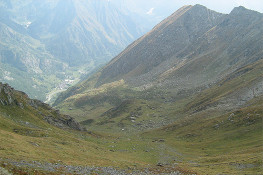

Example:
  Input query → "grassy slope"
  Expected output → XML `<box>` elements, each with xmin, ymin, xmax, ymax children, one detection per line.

<box><xmin>0</xmin><ymin>105</ymin><xmax>196</xmax><ymax>174</ymax></box>
<box><xmin>143</xmin><ymin>98</ymin><xmax>263</xmax><ymax>174</ymax></box>
<box><xmin>54</xmin><ymin>60</ymin><xmax>263</xmax><ymax>174</ymax></box>
<box><xmin>3</xmin><ymin>98</ymin><xmax>260</xmax><ymax>174</ymax></box>
<box><xmin>57</xmin><ymin>60</ymin><xmax>263</xmax><ymax>131</ymax></box>
<box><xmin>185</xmin><ymin>59</ymin><xmax>263</xmax><ymax>113</ymax></box>
<box><xmin>0</xmin><ymin>86</ymin><xmax>191</xmax><ymax>174</ymax></box>
<box><xmin>0</xmin><ymin>62</ymin><xmax>262</xmax><ymax>174</ymax></box>
<box><xmin>54</xmin><ymin>94</ymin><xmax>263</xmax><ymax>174</ymax></box>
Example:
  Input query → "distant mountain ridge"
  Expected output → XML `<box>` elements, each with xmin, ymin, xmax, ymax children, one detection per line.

<box><xmin>28</xmin><ymin>0</ymin><xmax>144</xmax><ymax>66</ymax></box>
<box><xmin>0</xmin><ymin>0</ymin><xmax>147</xmax><ymax>101</ymax></box>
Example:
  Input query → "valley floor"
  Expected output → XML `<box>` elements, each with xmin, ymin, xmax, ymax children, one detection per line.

<box><xmin>0</xmin><ymin>79</ymin><xmax>262</xmax><ymax>175</ymax></box>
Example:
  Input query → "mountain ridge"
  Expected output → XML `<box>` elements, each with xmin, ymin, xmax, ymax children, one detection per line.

<box><xmin>54</xmin><ymin>5</ymin><xmax>263</xmax><ymax>131</ymax></box>
<box><xmin>95</xmin><ymin>4</ymin><xmax>226</xmax><ymax>86</ymax></box>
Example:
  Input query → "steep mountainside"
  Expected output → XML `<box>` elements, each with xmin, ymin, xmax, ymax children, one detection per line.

<box><xmin>0</xmin><ymin>0</ymin><xmax>146</xmax><ymax>101</ymax></box>
<box><xmin>96</xmin><ymin>5</ymin><xmax>263</xmax><ymax>89</ymax></box>
<box><xmin>53</xmin><ymin>6</ymin><xmax>263</xmax><ymax>174</ymax></box>
<box><xmin>28</xmin><ymin>0</ymin><xmax>143</xmax><ymax>66</ymax></box>
<box><xmin>55</xmin><ymin>5</ymin><xmax>263</xmax><ymax>106</ymax></box>
<box><xmin>97</xmin><ymin>5</ymin><xmax>225</xmax><ymax>85</ymax></box>
<box><xmin>54</xmin><ymin>4</ymin><xmax>263</xmax><ymax>135</ymax></box>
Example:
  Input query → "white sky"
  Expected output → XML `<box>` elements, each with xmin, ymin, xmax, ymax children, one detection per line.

<box><xmin>180</xmin><ymin>0</ymin><xmax>263</xmax><ymax>13</ymax></box>
<box><xmin>122</xmin><ymin>0</ymin><xmax>263</xmax><ymax>15</ymax></box>
<box><xmin>147</xmin><ymin>8</ymin><xmax>155</xmax><ymax>15</ymax></box>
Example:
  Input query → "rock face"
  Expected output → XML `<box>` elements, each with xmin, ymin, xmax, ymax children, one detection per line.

<box><xmin>30</xmin><ymin>99</ymin><xmax>86</xmax><ymax>131</ymax></box>
<box><xmin>44</xmin><ymin>115</ymin><xmax>85</xmax><ymax>131</ymax></box>
<box><xmin>0</xmin><ymin>82</ymin><xmax>86</xmax><ymax>131</ymax></box>
<box><xmin>0</xmin><ymin>83</ymin><xmax>20</xmax><ymax>106</ymax></box>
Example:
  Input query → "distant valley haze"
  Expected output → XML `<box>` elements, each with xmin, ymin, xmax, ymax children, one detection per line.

<box><xmin>0</xmin><ymin>0</ymin><xmax>261</xmax><ymax>102</ymax></box>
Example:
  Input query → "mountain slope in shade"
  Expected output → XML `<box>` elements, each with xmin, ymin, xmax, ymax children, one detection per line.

<box><xmin>0</xmin><ymin>0</ymin><xmax>147</xmax><ymax>101</ymax></box>
<box><xmin>0</xmin><ymin>21</ymin><xmax>69</xmax><ymax>100</ymax></box>
<box><xmin>28</xmin><ymin>0</ymin><xmax>144</xmax><ymax>66</ymax></box>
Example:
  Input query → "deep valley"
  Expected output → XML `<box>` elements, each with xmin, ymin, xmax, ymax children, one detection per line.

<box><xmin>0</xmin><ymin>2</ymin><xmax>262</xmax><ymax>175</ymax></box>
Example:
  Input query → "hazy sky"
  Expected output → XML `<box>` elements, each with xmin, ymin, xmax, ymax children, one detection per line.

<box><xmin>121</xmin><ymin>0</ymin><xmax>263</xmax><ymax>16</ymax></box>
<box><xmin>175</xmin><ymin>0</ymin><xmax>263</xmax><ymax>13</ymax></box>
<box><xmin>108</xmin><ymin>0</ymin><xmax>262</xmax><ymax>30</ymax></box>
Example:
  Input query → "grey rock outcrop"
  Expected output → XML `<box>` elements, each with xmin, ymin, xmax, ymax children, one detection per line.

<box><xmin>0</xmin><ymin>82</ymin><xmax>86</xmax><ymax>131</ymax></box>
<box><xmin>44</xmin><ymin>115</ymin><xmax>86</xmax><ymax>131</ymax></box>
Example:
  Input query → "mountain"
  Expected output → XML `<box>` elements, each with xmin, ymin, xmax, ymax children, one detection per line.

<box><xmin>55</xmin><ymin>5</ymin><xmax>263</xmax><ymax>107</ymax></box>
<box><xmin>54</xmin><ymin>6</ymin><xmax>263</xmax><ymax>174</ymax></box>
<box><xmin>96</xmin><ymin>5</ymin><xmax>262</xmax><ymax>88</ymax></box>
<box><xmin>28</xmin><ymin>0</ymin><xmax>144</xmax><ymax>66</ymax></box>
<box><xmin>0</xmin><ymin>4</ymin><xmax>262</xmax><ymax>174</ymax></box>
<box><xmin>0</xmin><ymin>0</ymin><xmax>147</xmax><ymax>102</ymax></box>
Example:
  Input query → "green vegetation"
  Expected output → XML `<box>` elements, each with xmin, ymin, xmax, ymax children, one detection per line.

<box><xmin>1</xmin><ymin>63</ymin><xmax>263</xmax><ymax>174</ymax></box>
<box><xmin>53</xmin><ymin>60</ymin><xmax>263</xmax><ymax>174</ymax></box>
<box><xmin>143</xmin><ymin>100</ymin><xmax>263</xmax><ymax>174</ymax></box>
<box><xmin>0</xmin><ymin>86</ymin><xmax>164</xmax><ymax>174</ymax></box>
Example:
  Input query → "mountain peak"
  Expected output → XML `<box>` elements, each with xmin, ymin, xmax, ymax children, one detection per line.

<box><xmin>192</xmin><ymin>4</ymin><xmax>208</xmax><ymax>10</ymax></box>
<box><xmin>230</xmin><ymin>6</ymin><xmax>262</xmax><ymax>16</ymax></box>
<box><xmin>231</xmin><ymin>6</ymin><xmax>247</xmax><ymax>13</ymax></box>
<box><xmin>236</xmin><ymin>5</ymin><xmax>246</xmax><ymax>9</ymax></box>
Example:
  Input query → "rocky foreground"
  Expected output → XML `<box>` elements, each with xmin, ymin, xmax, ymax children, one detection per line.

<box><xmin>0</xmin><ymin>158</ymin><xmax>185</xmax><ymax>175</ymax></box>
